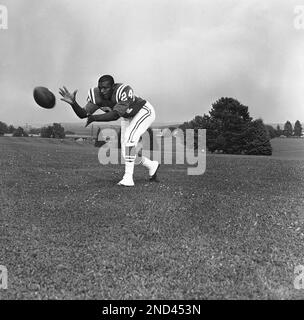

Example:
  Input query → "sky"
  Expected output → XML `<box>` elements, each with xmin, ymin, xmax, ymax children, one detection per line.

<box><xmin>0</xmin><ymin>0</ymin><xmax>303</xmax><ymax>126</ymax></box>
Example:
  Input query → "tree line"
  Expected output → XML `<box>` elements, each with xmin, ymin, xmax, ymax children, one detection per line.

<box><xmin>0</xmin><ymin>121</ymin><xmax>66</xmax><ymax>138</ymax></box>
<box><xmin>268</xmin><ymin>121</ymin><xmax>303</xmax><ymax>138</ymax></box>
<box><xmin>1</xmin><ymin>97</ymin><xmax>303</xmax><ymax>157</ymax></box>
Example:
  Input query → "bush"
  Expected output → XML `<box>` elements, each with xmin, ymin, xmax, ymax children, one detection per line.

<box><xmin>12</xmin><ymin>127</ymin><xmax>28</xmax><ymax>137</ymax></box>
<box><xmin>40</xmin><ymin>126</ymin><xmax>53</xmax><ymax>138</ymax></box>
<box><xmin>40</xmin><ymin>123</ymin><xmax>65</xmax><ymax>138</ymax></box>
<box><xmin>244</xmin><ymin>119</ymin><xmax>272</xmax><ymax>155</ymax></box>
<box><xmin>0</xmin><ymin>121</ymin><xmax>8</xmax><ymax>136</ymax></box>
<box><xmin>294</xmin><ymin>120</ymin><xmax>302</xmax><ymax>137</ymax></box>
<box><xmin>29</xmin><ymin>128</ymin><xmax>41</xmax><ymax>135</ymax></box>
<box><xmin>52</xmin><ymin>123</ymin><xmax>65</xmax><ymax>139</ymax></box>
<box><xmin>265</xmin><ymin>125</ymin><xmax>277</xmax><ymax>139</ymax></box>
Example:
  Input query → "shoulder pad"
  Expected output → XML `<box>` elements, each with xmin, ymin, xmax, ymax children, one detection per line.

<box><xmin>87</xmin><ymin>87</ymin><xmax>104</xmax><ymax>106</ymax></box>
<box><xmin>114</xmin><ymin>84</ymin><xmax>134</xmax><ymax>102</ymax></box>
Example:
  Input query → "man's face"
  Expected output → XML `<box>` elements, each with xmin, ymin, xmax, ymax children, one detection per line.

<box><xmin>99</xmin><ymin>80</ymin><xmax>113</xmax><ymax>99</ymax></box>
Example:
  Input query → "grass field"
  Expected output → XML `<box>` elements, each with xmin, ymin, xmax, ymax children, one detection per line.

<box><xmin>1</xmin><ymin>137</ymin><xmax>304</xmax><ymax>299</ymax></box>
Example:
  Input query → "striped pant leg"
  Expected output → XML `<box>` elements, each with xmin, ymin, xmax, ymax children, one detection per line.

<box><xmin>124</xmin><ymin>102</ymin><xmax>156</xmax><ymax>148</ymax></box>
<box><xmin>120</xmin><ymin>118</ymin><xmax>130</xmax><ymax>159</ymax></box>
<box><xmin>122</xmin><ymin>102</ymin><xmax>156</xmax><ymax>178</ymax></box>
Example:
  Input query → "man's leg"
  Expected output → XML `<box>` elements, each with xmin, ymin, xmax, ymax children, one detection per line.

<box><xmin>118</xmin><ymin>118</ymin><xmax>135</xmax><ymax>186</ymax></box>
<box><xmin>118</xmin><ymin>102</ymin><xmax>159</xmax><ymax>186</ymax></box>
<box><xmin>140</xmin><ymin>156</ymin><xmax>160</xmax><ymax>181</ymax></box>
<box><xmin>136</xmin><ymin>102</ymin><xmax>159</xmax><ymax>180</ymax></box>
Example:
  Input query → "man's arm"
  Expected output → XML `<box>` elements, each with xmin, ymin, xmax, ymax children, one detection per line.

<box><xmin>85</xmin><ymin>110</ymin><xmax>120</xmax><ymax>127</ymax></box>
<box><xmin>70</xmin><ymin>100</ymin><xmax>88</xmax><ymax>119</ymax></box>
<box><xmin>84</xmin><ymin>101</ymin><xmax>112</xmax><ymax>116</ymax></box>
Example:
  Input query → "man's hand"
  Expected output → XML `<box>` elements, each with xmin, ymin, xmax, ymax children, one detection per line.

<box><xmin>59</xmin><ymin>86</ymin><xmax>78</xmax><ymax>105</ymax></box>
<box><xmin>85</xmin><ymin>115</ymin><xmax>95</xmax><ymax>127</ymax></box>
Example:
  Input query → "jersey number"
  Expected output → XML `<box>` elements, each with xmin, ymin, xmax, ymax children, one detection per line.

<box><xmin>121</xmin><ymin>90</ymin><xmax>133</xmax><ymax>101</ymax></box>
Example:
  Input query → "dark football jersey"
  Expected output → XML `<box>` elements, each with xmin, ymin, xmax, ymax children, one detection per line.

<box><xmin>87</xmin><ymin>83</ymin><xmax>146</xmax><ymax>118</ymax></box>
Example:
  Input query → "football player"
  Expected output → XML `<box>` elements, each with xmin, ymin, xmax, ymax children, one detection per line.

<box><xmin>59</xmin><ymin>75</ymin><xmax>159</xmax><ymax>186</ymax></box>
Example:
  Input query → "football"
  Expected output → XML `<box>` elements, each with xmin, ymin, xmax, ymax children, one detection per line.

<box><xmin>33</xmin><ymin>87</ymin><xmax>56</xmax><ymax>109</ymax></box>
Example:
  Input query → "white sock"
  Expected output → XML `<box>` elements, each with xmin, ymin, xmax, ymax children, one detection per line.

<box><xmin>124</xmin><ymin>144</ymin><xmax>136</xmax><ymax>179</ymax></box>
<box><xmin>141</xmin><ymin>156</ymin><xmax>153</xmax><ymax>170</ymax></box>
<box><xmin>124</xmin><ymin>158</ymin><xmax>135</xmax><ymax>178</ymax></box>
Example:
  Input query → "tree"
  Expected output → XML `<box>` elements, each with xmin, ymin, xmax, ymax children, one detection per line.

<box><xmin>276</xmin><ymin>124</ymin><xmax>283</xmax><ymax>137</ymax></box>
<box><xmin>40</xmin><ymin>123</ymin><xmax>65</xmax><ymax>138</ymax></box>
<box><xmin>52</xmin><ymin>123</ymin><xmax>65</xmax><ymax>139</ymax></box>
<box><xmin>265</xmin><ymin>125</ymin><xmax>277</xmax><ymax>139</ymax></box>
<box><xmin>40</xmin><ymin>126</ymin><xmax>53</xmax><ymax>138</ymax></box>
<box><xmin>207</xmin><ymin>97</ymin><xmax>252</xmax><ymax>153</ymax></box>
<box><xmin>0</xmin><ymin>121</ymin><xmax>8</xmax><ymax>135</ymax></box>
<box><xmin>283</xmin><ymin>121</ymin><xmax>293</xmax><ymax>137</ymax></box>
<box><xmin>294</xmin><ymin>120</ymin><xmax>302</xmax><ymax>137</ymax></box>
<box><xmin>244</xmin><ymin>119</ymin><xmax>272</xmax><ymax>155</ymax></box>
<box><xmin>12</xmin><ymin>127</ymin><xmax>28</xmax><ymax>137</ymax></box>
<box><xmin>179</xmin><ymin>97</ymin><xmax>272</xmax><ymax>156</ymax></box>
<box><xmin>29</xmin><ymin>128</ymin><xmax>41</xmax><ymax>135</ymax></box>
<box><xmin>7</xmin><ymin>125</ymin><xmax>15</xmax><ymax>134</ymax></box>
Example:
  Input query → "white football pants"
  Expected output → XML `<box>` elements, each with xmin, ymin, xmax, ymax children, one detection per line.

<box><xmin>120</xmin><ymin>101</ymin><xmax>156</xmax><ymax>158</ymax></box>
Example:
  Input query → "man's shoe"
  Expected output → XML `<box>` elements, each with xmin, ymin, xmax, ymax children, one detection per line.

<box><xmin>117</xmin><ymin>177</ymin><xmax>135</xmax><ymax>187</ymax></box>
<box><xmin>149</xmin><ymin>162</ymin><xmax>160</xmax><ymax>182</ymax></box>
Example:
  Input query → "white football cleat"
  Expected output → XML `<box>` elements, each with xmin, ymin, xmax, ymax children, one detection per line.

<box><xmin>117</xmin><ymin>176</ymin><xmax>135</xmax><ymax>187</ymax></box>
<box><xmin>149</xmin><ymin>161</ymin><xmax>160</xmax><ymax>181</ymax></box>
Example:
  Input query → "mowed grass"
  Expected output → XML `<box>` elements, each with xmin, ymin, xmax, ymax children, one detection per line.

<box><xmin>1</xmin><ymin>137</ymin><xmax>304</xmax><ymax>300</ymax></box>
